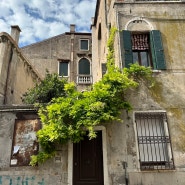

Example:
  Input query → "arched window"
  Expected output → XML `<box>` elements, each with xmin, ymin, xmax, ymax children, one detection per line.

<box><xmin>78</xmin><ymin>58</ymin><xmax>90</xmax><ymax>75</ymax></box>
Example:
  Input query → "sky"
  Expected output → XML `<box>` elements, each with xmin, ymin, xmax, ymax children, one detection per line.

<box><xmin>0</xmin><ymin>0</ymin><xmax>96</xmax><ymax>47</ymax></box>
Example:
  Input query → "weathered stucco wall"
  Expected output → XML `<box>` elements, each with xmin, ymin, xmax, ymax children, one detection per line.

<box><xmin>92</xmin><ymin>1</ymin><xmax>185</xmax><ymax>185</ymax></box>
<box><xmin>92</xmin><ymin>0</ymin><xmax>109</xmax><ymax>83</ymax></box>
<box><xmin>0</xmin><ymin>106</ymin><xmax>68</xmax><ymax>185</ymax></box>
<box><xmin>21</xmin><ymin>34</ymin><xmax>71</xmax><ymax>78</ymax></box>
<box><xmin>21</xmin><ymin>31</ymin><xmax>92</xmax><ymax>87</ymax></box>
<box><xmin>0</xmin><ymin>33</ymin><xmax>40</xmax><ymax>105</ymax></box>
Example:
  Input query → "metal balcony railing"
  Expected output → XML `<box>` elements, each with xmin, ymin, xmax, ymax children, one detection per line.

<box><xmin>77</xmin><ymin>75</ymin><xmax>93</xmax><ymax>84</ymax></box>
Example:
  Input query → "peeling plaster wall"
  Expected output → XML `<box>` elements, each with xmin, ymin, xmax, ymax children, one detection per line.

<box><xmin>21</xmin><ymin>32</ymin><xmax>92</xmax><ymax>88</ymax></box>
<box><xmin>92</xmin><ymin>1</ymin><xmax>185</xmax><ymax>185</ymax></box>
<box><xmin>0</xmin><ymin>106</ymin><xmax>68</xmax><ymax>185</ymax></box>
<box><xmin>0</xmin><ymin>34</ymin><xmax>40</xmax><ymax>105</ymax></box>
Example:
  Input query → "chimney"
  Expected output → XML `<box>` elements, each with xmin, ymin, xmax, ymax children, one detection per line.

<box><xmin>11</xmin><ymin>25</ymin><xmax>21</xmax><ymax>44</ymax></box>
<box><xmin>70</xmin><ymin>24</ymin><xmax>75</xmax><ymax>33</ymax></box>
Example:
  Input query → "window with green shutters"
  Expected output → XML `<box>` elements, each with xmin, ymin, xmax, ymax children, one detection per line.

<box><xmin>59</xmin><ymin>61</ymin><xmax>69</xmax><ymax>77</ymax></box>
<box><xmin>122</xmin><ymin>30</ymin><xmax>166</xmax><ymax>70</ymax></box>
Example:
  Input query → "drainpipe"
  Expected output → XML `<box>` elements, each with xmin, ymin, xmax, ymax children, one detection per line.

<box><xmin>122</xmin><ymin>161</ymin><xmax>129</xmax><ymax>185</ymax></box>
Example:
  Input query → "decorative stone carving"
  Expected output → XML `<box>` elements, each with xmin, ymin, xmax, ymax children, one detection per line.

<box><xmin>125</xmin><ymin>17</ymin><xmax>154</xmax><ymax>31</ymax></box>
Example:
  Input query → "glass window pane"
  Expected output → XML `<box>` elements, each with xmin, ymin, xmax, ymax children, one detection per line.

<box><xmin>140</xmin><ymin>51</ymin><xmax>149</xmax><ymax>67</ymax></box>
<box><xmin>133</xmin><ymin>52</ymin><xmax>139</xmax><ymax>63</ymax></box>
<box><xmin>59</xmin><ymin>62</ymin><xmax>68</xmax><ymax>76</ymax></box>
<box><xmin>79</xmin><ymin>58</ymin><xmax>90</xmax><ymax>75</ymax></box>
<box><xmin>81</xmin><ymin>40</ymin><xmax>88</xmax><ymax>50</ymax></box>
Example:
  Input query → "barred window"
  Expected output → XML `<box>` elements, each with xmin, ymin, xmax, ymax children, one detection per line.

<box><xmin>135</xmin><ymin>112</ymin><xmax>175</xmax><ymax>170</ymax></box>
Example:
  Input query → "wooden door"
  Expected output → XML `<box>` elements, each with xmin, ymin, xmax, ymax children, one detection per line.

<box><xmin>73</xmin><ymin>131</ymin><xmax>104</xmax><ymax>185</ymax></box>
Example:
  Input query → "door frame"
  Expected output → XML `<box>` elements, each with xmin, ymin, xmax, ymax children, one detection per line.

<box><xmin>68</xmin><ymin>126</ymin><xmax>109</xmax><ymax>185</ymax></box>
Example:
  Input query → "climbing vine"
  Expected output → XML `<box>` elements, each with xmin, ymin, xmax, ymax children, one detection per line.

<box><xmin>29</xmin><ymin>27</ymin><xmax>153</xmax><ymax>166</ymax></box>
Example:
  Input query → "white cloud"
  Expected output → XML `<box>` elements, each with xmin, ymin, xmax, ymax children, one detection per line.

<box><xmin>0</xmin><ymin>0</ymin><xmax>96</xmax><ymax>47</ymax></box>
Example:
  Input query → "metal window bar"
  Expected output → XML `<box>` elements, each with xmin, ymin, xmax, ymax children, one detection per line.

<box><xmin>135</xmin><ymin>112</ymin><xmax>175</xmax><ymax>170</ymax></box>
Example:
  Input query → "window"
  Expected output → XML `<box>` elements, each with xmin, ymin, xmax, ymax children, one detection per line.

<box><xmin>132</xmin><ymin>33</ymin><xmax>153</xmax><ymax>67</ymax></box>
<box><xmin>135</xmin><ymin>112</ymin><xmax>174</xmax><ymax>170</ymax></box>
<box><xmin>101</xmin><ymin>63</ymin><xmax>107</xmax><ymax>77</ymax></box>
<box><xmin>59</xmin><ymin>60</ymin><xmax>69</xmax><ymax>77</ymax></box>
<box><xmin>78</xmin><ymin>58</ymin><xmax>90</xmax><ymax>75</ymax></box>
<box><xmin>80</xmin><ymin>39</ymin><xmax>89</xmax><ymax>50</ymax></box>
<box><xmin>122</xmin><ymin>30</ymin><xmax>166</xmax><ymax>70</ymax></box>
<box><xmin>98</xmin><ymin>23</ymin><xmax>102</xmax><ymax>40</ymax></box>
<box><xmin>77</xmin><ymin>58</ymin><xmax>92</xmax><ymax>84</ymax></box>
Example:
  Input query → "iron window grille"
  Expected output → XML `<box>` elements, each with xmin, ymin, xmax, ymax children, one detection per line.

<box><xmin>135</xmin><ymin>112</ymin><xmax>175</xmax><ymax>170</ymax></box>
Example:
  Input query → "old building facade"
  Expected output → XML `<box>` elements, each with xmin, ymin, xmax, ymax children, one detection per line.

<box><xmin>91</xmin><ymin>0</ymin><xmax>185</xmax><ymax>185</ymax></box>
<box><xmin>0</xmin><ymin>25</ymin><xmax>93</xmax><ymax>184</ymax></box>
<box><xmin>1</xmin><ymin>0</ymin><xmax>185</xmax><ymax>185</ymax></box>
<box><xmin>21</xmin><ymin>24</ymin><xmax>92</xmax><ymax>91</ymax></box>
<box><xmin>0</xmin><ymin>26</ymin><xmax>41</xmax><ymax>105</ymax></box>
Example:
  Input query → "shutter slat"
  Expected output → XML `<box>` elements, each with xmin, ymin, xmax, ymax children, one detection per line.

<box><xmin>122</xmin><ymin>30</ymin><xmax>133</xmax><ymax>68</ymax></box>
<box><xmin>150</xmin><ymin>30</ymin><xmax>166</xmax><ymax>70</ymax></box>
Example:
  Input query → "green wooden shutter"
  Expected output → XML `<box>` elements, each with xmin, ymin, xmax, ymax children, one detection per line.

<box><xmin>122</xmin><ymin>30</ymin><xmax>133</xmax><ymax>68</ymax></box>
<box><xmin>79</xmin><ymin>58</ymin><xmax>90</xmax><ymax>74</ymax></box>
<box><xmin>59</xmin><ymin>62</ymin><xmax>68</xmax><ymax>76</ymax></box>
<box><xmin>150</xmin><ymin>30</ymin><xmax>166</xmax><ymax>70</ymax></box>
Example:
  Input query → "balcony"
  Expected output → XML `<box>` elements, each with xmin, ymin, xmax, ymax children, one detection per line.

<box><xmin>77</xmin><ymin>75</ymin><xmax>93</xmax><ymax>85</ymax></box>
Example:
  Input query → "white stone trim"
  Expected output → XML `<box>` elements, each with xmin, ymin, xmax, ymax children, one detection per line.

<box><xmin>68</xmin><ymin>126</ymin><xmax>109</xmax><ymax>185</ymax></box>
<box><xmin>124</xmin><ymin>17</ymin><xmax>154</xmax><ymax>30</ymax></box>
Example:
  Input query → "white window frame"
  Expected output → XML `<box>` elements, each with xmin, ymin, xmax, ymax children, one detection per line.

<box><xmin>80</xmin><ymin>39</ymin><xmax>89</xmax><ymax>51</ymax></box>
<box><xmin>58</xmin><ymin>60</ymin><xmax>69</xmax><ymax>77</ymax></box>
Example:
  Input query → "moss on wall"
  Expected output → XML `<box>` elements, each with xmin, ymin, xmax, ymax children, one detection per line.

<box><xmin>149</xmin><ymin>80</ymin><xmax>164</xmax><ymax>104</ymax></box>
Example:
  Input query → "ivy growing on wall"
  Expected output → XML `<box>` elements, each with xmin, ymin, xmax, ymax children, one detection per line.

<box><xmin>29</xmin><ymin>27</ymin><xmax>153</xmax><ymax>166</ymax></box>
